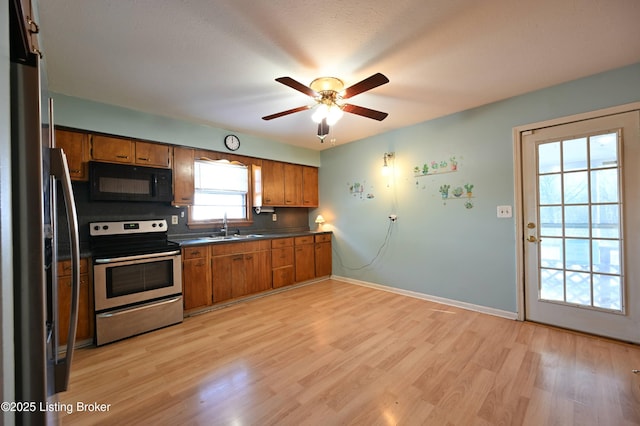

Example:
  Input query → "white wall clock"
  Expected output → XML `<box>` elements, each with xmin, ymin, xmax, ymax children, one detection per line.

<box><xmin>224</xmin><ymin>134</ymin><xmax>240</xmax><ymax>151</ymax></box>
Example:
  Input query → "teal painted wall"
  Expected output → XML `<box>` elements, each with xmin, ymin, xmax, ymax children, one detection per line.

<box><xmin>316</xmin><ymin>62</ymin><xmax>640</xmax><ymax>313</ymax></box>
<box><xmin>51</xmin><ymin>93</ymin><xmax>321</xmax><ymax>167</ymax></box>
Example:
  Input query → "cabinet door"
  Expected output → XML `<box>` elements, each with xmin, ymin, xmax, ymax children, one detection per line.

<box><xmin>173</xmin><ymin>146</ymin><xmax>195</xmax><ymax>205</ymax></box>
<box><xmin>212</xmin><ymin>255</ymin><xmax>234</xmax><ymax>303</ymax></box>
<box><xmin>295</xmin><ymin>243</ymin><xmax>315</xmax><ymax>282</ymax></box>
<box><xmin>135</xmin><ymin>141</ymin><xmax>172</xmax><ymax>168</ymax></box>
<box><xmin>55</xmin><ymin>129</ymin><xmax>88</xmax><ymax>181</ymax></box>
<box><xmin>284</xmin><ymin>163</ymin><xmax>303</xmax><ymax>206</ymax></box>
<box><xmin>262</xmin><ymin>160</ymin><xmax>285</xmax><ymax>206</ymax></box>
<box><xmin>302</xmin><ymin>166</ymin><xmax>319</xmax><ymax>207</ymax></box>
<box><xmin>245</xmin><ymin>250</ymin><xmax>272</xmax><ymax>294</ymax></box>
<box><xmin>91</xmin><ymin>135</ymin><xmax>133</xmax><ymax>163</ymax></box>
<box><xmin>183</xmin><ymin>258</ymin><xmax>212</xmax><ymax>310</ymax></box>
<box><xmin>315</xmin><ymin>242</ymin><xmax>332</xmax><ymax>277</ymax></box>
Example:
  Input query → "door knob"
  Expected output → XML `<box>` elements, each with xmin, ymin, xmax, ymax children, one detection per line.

<box><xmin>527</xmin><ymin>222</ymin><xmax>536</xmax><ymax>229</ymax></box>
<box><xmin>527</xmin><ymin>235</ymin><xmax>537</xmax><ymax>243</ymax></box>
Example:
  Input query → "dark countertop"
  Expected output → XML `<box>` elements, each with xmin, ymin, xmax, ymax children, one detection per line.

<box><xmin>170</xmin><ymin>230</ymin><xmax>332</xmax><ymax>247</ymax></box>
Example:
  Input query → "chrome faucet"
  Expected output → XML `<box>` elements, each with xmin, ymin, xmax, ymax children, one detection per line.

<box><xmin>222</xmin><ymin>212</ymin><xmax>228</xmax><ymax>237</ymax></box>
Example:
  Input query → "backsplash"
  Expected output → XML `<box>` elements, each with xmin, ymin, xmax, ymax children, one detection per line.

<box><xmin>57</xmin><ymin>181</ymin><xmax>311</xmax><ymax>247</ymax></box>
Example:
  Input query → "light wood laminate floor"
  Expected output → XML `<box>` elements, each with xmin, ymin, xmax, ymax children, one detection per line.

<box><xmin>59</xmin><ymin>279</ymin><xmax>640</xmax><ymax>425</ymax></box>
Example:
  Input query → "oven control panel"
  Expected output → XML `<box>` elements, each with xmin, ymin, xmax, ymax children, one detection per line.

<box><xmin>90</xmin><ymin>219</ymin><xmax>168</xmax><ymax>236</ymax></box>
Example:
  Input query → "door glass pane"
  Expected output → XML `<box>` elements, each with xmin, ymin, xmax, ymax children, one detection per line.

<box><xmin>564</xmin><ymin>171</ymin><xmax>589</xmax><ymax>204</ymax></box>
<box><xmin>565</xmin><ymin>271</ymin><xmax>591</xmax><ymax>305</ymax></box>
<box><xmin>565</xmin><ymin>238</ymin><xmax>590</xmax><ymax>271</ymax></box>
<box><xmin>590</xmin><ymin>132</ymin><xmax>618</xmax><ymax>169</ymax></box>
<box><xmin>564</xmin><ymin>205</ymin><xmax>589</xmax><ymax>237</ymax></box>
<box><xmin>591</xmin><ymin>169</ymin><xmax>619</xmax><ymax>203</ymax></box>
<box><xmin>563</xmin><ymin>137</ymin><xmax>588</xmax><ymax>171</ymax></box>
<box><xmin>538</xmin><ymin>142</ymin><xmax>561</xmax><ymax>173</ymax></box>
<box><xmin>593</xmin><ymin>274</ymin><xmax>621</xmax><ymax>310</ymax></box>
<box><xmin>540</xmin><ymin>206</ymin><xmax>562</xmax><ymax>236</ymax></box>
<box><xmin>539</xmin><ymin>174</ymin><xmax>561</xmax><ymax>204</ymax></box>
<box><xmin>540</xmin><ymin>268</ymin><xmax>563</xmax><ymax>301</ymax></box>
<box><xmin>591</xmin><ymin>205</ymin><xmax>619</xmax><ymax>238</ymax></box>
<box><xmin>592</xmin><ymin>239</ymin><xmax>620</xmax><ymax>274</ymax></box>
<box><xmin>540</xmin><ymin>237</ymin><xmax>563</xmax><ymax>268</ymax></box>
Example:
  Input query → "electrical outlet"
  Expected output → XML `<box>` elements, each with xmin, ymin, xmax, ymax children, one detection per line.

<box><xmin>171</xmin><ymin>215</ymin><xmax>179</xmax><ymax>225</ymax></box>
<box><xmin>497</xmin><ymin>205</ymin><xmax>512</xmax><ymax>218</ymax></box>
<box><xmin>272</xmin><ymin>213</ymin><xmax>277</xmax><ymax>222</ymax></box>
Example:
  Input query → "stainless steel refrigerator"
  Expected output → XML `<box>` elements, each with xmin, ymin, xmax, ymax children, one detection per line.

<box><xmin>10</xmin><ymin>0</ymin><xmax>80</xmax><ymax>423</ymax></box>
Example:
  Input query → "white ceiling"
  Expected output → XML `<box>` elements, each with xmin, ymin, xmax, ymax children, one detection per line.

<box><xmin>38</xmin><ymin>0</ymin><xmax>640</xmax><ymax>151</ymax></box>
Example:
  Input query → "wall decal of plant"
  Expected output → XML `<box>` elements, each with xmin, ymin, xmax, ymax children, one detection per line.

<box><xmin>439</xmin><ymin>184</ymin><xmax>450</xmax><ymax>199</ymax></box>
<box><xmin>464</xmin><ymin>183</ymin><xmax>474</xmax><ymax>197</ymax></box>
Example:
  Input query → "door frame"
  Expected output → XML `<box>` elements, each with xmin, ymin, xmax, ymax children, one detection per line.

<box><xmin>512</xmin><ymin>101</ymin><xmax>640</xmax><ymax>321</ymax></box>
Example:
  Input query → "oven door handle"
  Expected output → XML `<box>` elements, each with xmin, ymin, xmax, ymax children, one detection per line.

<box><xmin>96</xmin><ymin>296</ymin><xmax>182</xmax><ymax>318</ymax></box>
<box><xmin>94</xmin><ymin>250</ymin><xmax>181</xmax><ymax>264</ymax></box>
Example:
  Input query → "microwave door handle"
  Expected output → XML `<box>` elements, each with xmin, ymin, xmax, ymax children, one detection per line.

<box><xmin>50</xmin><ymin>146</ymin><xmax>80</xmax><ymax>393</ymax></box>
<box><xmin>152</xmin><ymin>174</ymin><xmax>158</xmax><ymax>197</ymax></box>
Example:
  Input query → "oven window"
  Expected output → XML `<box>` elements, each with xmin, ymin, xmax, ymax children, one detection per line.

<box><xmin>106</xmin><ymin>259</ymin><xmax>174</xmax><ymax>298</ymax></box>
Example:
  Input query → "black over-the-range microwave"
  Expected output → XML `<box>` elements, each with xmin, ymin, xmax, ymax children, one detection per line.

<box><xmin>89</xmin><ymin>161</ymin><xmax>173</xmax><ymax>202</ymax></box>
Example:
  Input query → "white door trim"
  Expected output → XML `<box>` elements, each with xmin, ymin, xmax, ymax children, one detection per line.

<box><xmin>512</xmin><ymin>101</ymin><xmax>640</xmax><ymax>321</ymax></box>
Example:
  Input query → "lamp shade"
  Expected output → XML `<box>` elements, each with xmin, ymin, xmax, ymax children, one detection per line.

<box><xmin>315</xmin><ymin>215</ymin><xmax>325</xmax><ymax>224</ymax></box>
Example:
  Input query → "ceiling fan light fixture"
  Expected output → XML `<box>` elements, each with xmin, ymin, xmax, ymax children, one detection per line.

<box><xmin>309</xmin><ymin>77</ymin><xmax>344</xmax><ymax>93</ymax></box>
<box><xmin>311</xmin><ymin>103</ymin><xmax>330</xmax><ymax>123</ymax></box>
<box><xmin>326</xmin><ymin>104</ymin><xmax>343</xmax><ymax>126</ymax></box>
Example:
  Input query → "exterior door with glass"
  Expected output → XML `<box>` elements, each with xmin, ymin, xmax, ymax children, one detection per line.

<box><xmin>522</xmin><ymin>110</ymin><xmax>640</xmax><ymax>343</ymax></box>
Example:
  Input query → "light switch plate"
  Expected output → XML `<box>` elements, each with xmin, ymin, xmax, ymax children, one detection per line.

<box><xmin>497</xmin><ymin>205</ymin><xmax>512</xmax><ymax>218</ymax></box>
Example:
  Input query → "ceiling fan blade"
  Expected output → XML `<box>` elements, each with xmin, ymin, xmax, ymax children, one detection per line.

<box><xmin>341</xmin><ymin>73</ymin><xmax>389</xmax><ymax>99</ymax></box>
<box><xmin>342</xmin><ymin>104</ymin><xmax>388</xmax><ymax>121</ymax></box>
<box><xmin>275</xmin><ymin>77</ymin><xmax>317</xmax><ymax>97</ymax></box>
<box><xmin>262</xmin><ymin>105</ymin><xmax>311</xmax><ymax>120</ymax></box>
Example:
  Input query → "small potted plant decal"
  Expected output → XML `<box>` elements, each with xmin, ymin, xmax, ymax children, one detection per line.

<box><xmin>452</xmin><ymin>186</ymin><xmax>463</xmax><ymax>197</ymax></box>
<box><xmin>422</xmin><ymin>163</ymin><xmax>429</xmax><ymax>175</ymax></box>
<box><xmin>413</xmin><ymin>166</ymin><xmax>420</xmax><ymax>175</ymax></box>
<box><xmin>450</xmin><ymin>156</ymin><xmax>458</xmax><ymax>171</ymax></box>
<box><xmin>439</xmin><ymin>184</ymin><xmax>450</xmax><ymax>199</ymax></box>
<box><xmin>464</xmin><ymin>183</ymin><xmax>474</xmax><ymax>198</ymax></box>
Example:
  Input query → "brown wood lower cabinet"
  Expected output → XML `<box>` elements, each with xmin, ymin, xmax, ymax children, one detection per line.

<box><xmin>57</xmin><ymin>258</ymin><xmax>92</xmax><ymax>345</ymax></box>
<box><xmin>272</xmin><ymin>238</ymin><xmax>294</xmax><ymax>288</ymax></box>
<box><xmin>182</xmin><ymin>246</ymin><xmax>212</xmax><ymax>310</ymax></box>
<box><xmin>182</xmin><ymin>234</ymin><xmax>332</xmax><ymax>312</ymax></box>
<box><xmin>315</xmin><ymin>233</ymin><xmax>332</xmax><ymax>277</ymax></box>
<box><xmin>294</xmin><ymin>236</ymin><xmax>315</xmax><ymax>282</ymax></box>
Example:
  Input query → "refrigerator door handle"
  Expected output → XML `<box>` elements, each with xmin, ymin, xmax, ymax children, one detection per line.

<box><xmin>50</xmin><ymin>146</ymin><xmax>80</xmax><ymax>393</ymax></box>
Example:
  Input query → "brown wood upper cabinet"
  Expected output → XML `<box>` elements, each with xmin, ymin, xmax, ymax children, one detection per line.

<box><xmin>91</xmin><ymin>135</ymin><xmax>171</xmax><ymax>168</ymax></box>
<box><xmin>55</xmin><ymin>129</ymin><xmax>89</xmax><ymax>181</ymax></box>
<box><xmin>263</xmin><ymin>161</ymin><xmax>318</xmax><ymax>207</ymax></box>
<box><xmin>172</xmin><ymin>146</ymin><xmax>195</xmax><ymax>206</ymax></box>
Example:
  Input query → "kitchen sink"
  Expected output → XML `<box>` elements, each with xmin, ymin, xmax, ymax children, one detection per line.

<box><xmin>207</xmin><ymin>234</ymin><xmax>262</xmax><ymax>241</ymax></box>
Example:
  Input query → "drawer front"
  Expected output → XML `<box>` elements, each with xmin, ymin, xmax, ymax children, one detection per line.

<box><xmin>271</xmin><ymin>237</ymin><xmax>294</xmax><ymax>248</ymax></box>
<box><xmin>315</xmin><ymin>233</ymin><xmax>332</xmax><ymax>243</ymax></box>
<box><xmin>294</xmin><ymin>236</ymin><xmax>314</xmax><ymax>245</ymax></box>
<box><xmin>183</xmin><ymin>246</ymin><xmax>207</xmax><ymax>259</ymax></box>
<box><xmin>59</xmin><ymin>258</ymin><xmax>88</xmax><ymax>276</ymax></box>
<box><xmin>272</xmin><ymin>247</ymin><xmax>294</xmax><ymax>268</ymax></box>
<box><xmin>210</xmin><ymin>242</ymin><xmax>247</xmax><ymax>256</ymax></box>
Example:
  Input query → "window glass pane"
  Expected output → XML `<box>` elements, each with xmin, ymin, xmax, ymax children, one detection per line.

<box><xmin>538</xmin><ymin>142</ymin><xmax>561</xmax><ymax>174</ymax></box>
<box><xmin>563</xmin><ymin>171</ymin><xmax>588</xmax><ymax>204</ymax></box>
<box><xmin>591</xmin><ymin>205</ymin><xmax>619</xmax><ymax>238</ymax></box>
<box><xmin>565</xmin><ymin>238</ymin><xmax>590</xmax><ymax>271</ymax></box>
<box><xmin>592</xmin><ymin>239</ymin><xmax>620</xmax><ymax>274</ymax></box>
<box><xmin>539</xmin><ymin>174</ymin><xmax>561</xmax><ymax>205</ymax></box>
<box><xmin>593</xmin><ymin>274</ymin><xmax>621</xmax><ymax>310</ymax></box>
<box><xmin>540</xmin><ymin>206</ymin><xmax>562</xmax><ymax>237</ymax></box>
<box><xmin>589</xmin><ymin>132</ymin><xmax>618</xmax><ymax>169</ymax></box>
<box><xmin>563</xmin><ymin>137</ymin><xmax>587</xmax><ymax>171</ymax></box>
<box><xmin>540</xmin><ymin>268</ymin><xmax>563</xmax><ymax>301</ymax></box>
<box><xmin>591</xmin><ymin>169</ymin><xmax>618</xmax><ymax>203</ymax></box>
<box><xmin>192</xmin><ymin>160</ymin><xmax>249</xmax><ymax>221</ymax></box>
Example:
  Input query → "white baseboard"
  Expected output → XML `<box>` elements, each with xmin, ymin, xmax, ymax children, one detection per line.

<box><xmin>331</xmin><ymin>275</ymin><xmax>518</xmax><ymax>320</ymax></box>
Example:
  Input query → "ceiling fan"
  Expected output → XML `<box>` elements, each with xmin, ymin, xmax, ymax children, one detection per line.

<box><xmin>262</xmin><ymin>73</ymin><xmax>389</xmax><ymax>141</ymax></box>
